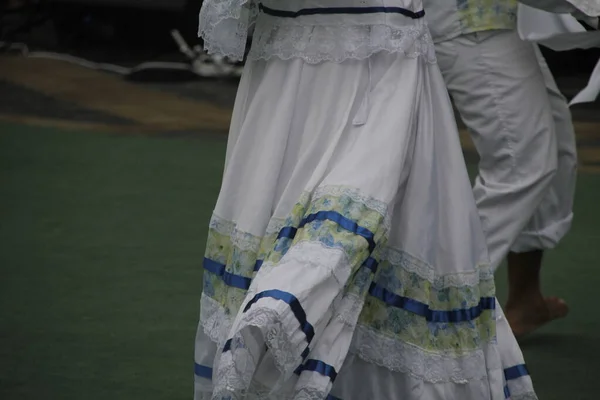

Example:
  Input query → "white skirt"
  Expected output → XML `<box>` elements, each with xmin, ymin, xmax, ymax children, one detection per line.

<box><xmin>193</xmin><ymin>51</ymin><xmax>537</xmax><ymax>400</ymax></box>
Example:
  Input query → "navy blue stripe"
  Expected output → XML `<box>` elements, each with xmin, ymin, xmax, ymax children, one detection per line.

<box><xmin>299</xmin><ymin>211</ymin><xmax>377</xmax><ymax>253</ymax></box>
<box><xmin>326</xmin><ymin>395</ymin><xmax>343</xmax><ymax>400</ymax></box>
<box><xmin>259</xmin><ymin>3</ymin><xmax>425</xmax><ymax>19</ymax></box>
<box><xmin>205</xmin><ymin>257</ymin><xmax>493</xmax><ymax>323</ymax></box>
<box><xmin>278</xmin><ymin>226</ymin><xmax>298</xmax><ymax>240</ymax></box>
<box><xmin>203</xmin><ymin>258</ymin><xmax>252</xmax><ymax>290</ymax></box>
<box><xmin>194</xmin><ymin>363</ymin><xmax>213</xmax><ymax>379</ymax></box>
<box><xmin>368</xmin><ymin>283</ymin><xmax>496</xmax><ymax>322</ymax></box>
<box><xmin>244</xmin><ymin>289</ymin><xmax>315</xmax><ymax>342</ymax></box>
<box><xmin>204</xmin><ymin>253</ymin><xmax>377</xmax><ymax>291</ymax></box>
<box><xmin>504</xmin><ymin>364</ymin><xmax>529</xmax><ymax>381</ymax></box>
<box><xmin>363</xmin><ymin>256</ymin><xmax>379</xmax><ymax>273</ymax></box>
<box><xmin>295</xmin><ymin>359</ymin><xmax>339</xmax><ymax>382</ymax></box>
<box><xmin>223</xmin><ymin>338</ymin><xmax>232</xmax><ymax>352</ymax></box>
<box><xmin>504</xmin><ymin>385</ymin><xmax>511</xmax><ymax>399</ymax></box>
<box><xmin>301</xmin><ymin>346</ymin><xmax>310</xmax><ymax>360</ymax></box>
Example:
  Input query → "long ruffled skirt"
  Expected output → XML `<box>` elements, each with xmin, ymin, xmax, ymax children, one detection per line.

<box><xmin>193</xmin><ymin>51</ymin><xmax>538</xmax><ymax>400</ymax></box>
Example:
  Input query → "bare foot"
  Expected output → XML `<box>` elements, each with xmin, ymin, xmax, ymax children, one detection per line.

<box><xmin>505</xmin><ymin>296</ymin><xmax>569</xmax><ymax>338</ymax></box>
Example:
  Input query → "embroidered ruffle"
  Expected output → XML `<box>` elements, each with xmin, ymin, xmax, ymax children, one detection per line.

<box><xmin>248</xmin><ymin>21</ymin><xmax>437</xmax><ymax>64</ymax></box>
<box><xmin>198</xmin><ymin>184</ymin><xmax>498</xmax><ymax>398</ymax></box>
<box><xmin>198</xmin><ymin>0</ymin><xmax>437</xmax><ymax>63</ymax></box>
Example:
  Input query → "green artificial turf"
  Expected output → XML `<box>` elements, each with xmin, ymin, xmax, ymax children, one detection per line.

<box><xmin>0</xmin><ymin>123</ymin><xmax>225</xmax><ymax>400</ymax></box>
<box><xmin>0</xmin><ymin>122</ymin><xmax>599</xmax><ymax>399</ymax></box>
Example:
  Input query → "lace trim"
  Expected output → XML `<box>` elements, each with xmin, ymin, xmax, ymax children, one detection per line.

<box><xmin>196</xmin><ymin>387</ymin><xmax>537</xmax><ymax>400</ymax></box>
<box><xmin>312</xmin><ymin>185</ymin><xmax>390</xmax><ymax>229</ymax></box>
<box><xmin>201</xmin><ymin>293</ymin><xmax>232</xmax><ymax>345</ymax></box>
<box><xmin>210</xmin><ymin>213</ymin><xmax>285</xmax><ymax>251</ymax></box>
<box><xmin>213</xmin><ymin>347</ymin><xmax>256</xmax><ymax>399</ymax></box>
<box><xmin>335</xmin><ymin>292</ymin><xmax>365</xmax><ymax>328</ymax></box>
<box><xmin>201</xmin><ymin>295</ymin><xmax>500</xmax><ymax>385</ymax></box>
<box><xmin>248</xmin><ymin>21</ymin><xmax>437</xmax><ymax>64</ymax></box>
<box><xmin>201</xmin><ymin>245</ymin><xmax>364</xmax><ymax>356</ymax></box>
<box><xmin>236</xmin><ymin>303</ymin><xmax>305</xmax><ymax>375</ymax></box>
<box><xmin>198</xmin><ymin>0</ymin><xmax>437</xmax><ymax>63</ymax></box>
<box><xmin>350</xmin><ymin>324</ymin><xmax>500</xmax><ymax>384</ymax></box>
<box><xmin>204</xmin><ymin>381</ymin><xmax>334</xmax><ymax>400</ymax></box>
<box><xmin>205</xmin><ymin>212</ymin><xmax>491</xmax><ymax>295</ymax></box>
<box><xmin>209</xmin><ymin>242</ymin><xmax>353</xmax><ymax>395</ymax></box>
<box><xmin>198</xmin><ymin>0</ymin><xmax>258</xmax><ymax>61</ymax></box>
<box><xmin>383</xmin><ymin>246</ymin><xmax>493</xmax><ymax>289</ymax></box>
<box><xmin>507</xmin><ymin>376</ymin><xmax>539</xmax><ymax>400</ymax></box>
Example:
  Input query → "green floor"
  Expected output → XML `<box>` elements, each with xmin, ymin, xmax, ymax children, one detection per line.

<box><xmin>1</xmin><ymin>123</ymin><xmax>599</xmax><ymax>399</ymax></box>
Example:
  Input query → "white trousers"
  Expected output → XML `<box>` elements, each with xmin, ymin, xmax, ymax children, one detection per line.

<box><xmin>434</xmin><ymin>29</ymin><xmax>578</xmax><ymax>271</ymax></box>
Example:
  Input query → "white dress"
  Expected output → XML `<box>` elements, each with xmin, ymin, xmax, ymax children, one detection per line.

<box><xmin>193</xmin><ymin>1</ymin><xmax>538</xmax><ymax>399</ymax></box>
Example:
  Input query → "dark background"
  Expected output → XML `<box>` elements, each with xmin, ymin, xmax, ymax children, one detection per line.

<box><xmin>2</xmin><ymin>0</ymin><xmax>599</xmax><ymax>75</ymax></box>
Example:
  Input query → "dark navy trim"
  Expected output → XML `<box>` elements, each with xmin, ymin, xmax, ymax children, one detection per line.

<box><xmin>244</xmin><ymin>289</ymin><xmax>315</xmax><ymax>342</ymax></box>
<box><xmin>203</xmin><ymin>257</ymin><xmax>252</xmax><ymax>290</ymax></box>
<box><xmin>194</xmin><ymin>363</ymin><xmax>213</xmax><ymax>379</ymax></box>
<box><xmin>368</xmin><ymin>283</ymin><xmax>496</xmax><ymax>322</ymax></box>
<box><xmin>297</xmin><ymin>210</ymin><xmax>377</xmax><ymax>252</ymax></box>
<box><xmin>278</xmin><ymin>226</ymin><xmax>298</xmax><ymax>240</ymax></box>
<box><xmin>259</xmin><ymin>3</ymin><xmax>425</xmax><ymax>19</ymax></box>
<box><xmin>301</xmin><ymin>346</ymin><xmax>310</xmax><ymax>360</ymax></box>
<box><xmin>295</xmin><ymin>359</ymin><xmax>339</xmax><ymax>382</ymax></box>
<box><xmin>363</xmin><ymin>256</ymin><xmax>379</xmax><ymax>273</ymax></box>
<box><xmin>278</xmin><ymin>211</ymin><xmax>377</xmax><ymax>253</ymax></box>
<box><xmin>504</xmin><ymin>384</ymin><xmax>511</xmax><ymax>399</ymax></box>
<box><xmin>205</xmin><ymin>257</ymin><xmax>493</xmax><ymax>323</ymax></box>
<box><xmin>504</xmin><ymin>364</ymin><xmax>530</xmax><ymax>381</ymax></box>
<box><xmin>208</xmin><ymin>209</ymin><xmax>378</xmax><ymax>287</ymax></box>
<box><xmin>204</xmin><ymin>253</ymin><xmax>377</xmax><ymax>291</ymax></box>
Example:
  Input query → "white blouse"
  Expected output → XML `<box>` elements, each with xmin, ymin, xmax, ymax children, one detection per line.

<box><xmin>198</xmin><ymin>0</ymin><xmax>436</xmax><ymax>64</ymax></box>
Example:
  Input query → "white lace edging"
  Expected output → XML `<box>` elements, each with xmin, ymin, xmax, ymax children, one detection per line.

<box><xmin>201</xmin><ymin>295</ymin><xmax>500</xmax><ymax>386</ymax></box>
<box><xmin>311</xmin><ymin>185</ymin><xmax>391</xmax><ymax>231</ymax></box>
<box><xmin>207</xmin><ymin>242</ymin><xmax>353</xmax><ymax>385</ymax></box>
<box><xmin>335</xmin><ymin>292</ymin><xmax>365</xmax><ymax>328</ymax></box>
<box><xmin>198</xmin><ymin>380</ymin><xmax>334</xmax><ymax>400</ymax></box>
<box><xmin>208</xmin><ymin>208</ymin><xmax>491</xmax><ymax>293</ymax></box>
<box><xmin>198</xmin><ymin>0</ymin><xmax>437</xmax><ymax>63</ymax></box>
<box><xmin>349</xmin><ymin>324</ymin><xmax>500</xmax><ymax>384</ymax></box>
<box><xmin>506</xmin><ymin>376</ymin><xmax>539</xmax><ymax>400</ymax></box>
<box><xmin>198</xmin><ymin>0</ymin><xmax>258</xmax><ymax>61</ymax></box>
<box><xmin>201</xmin><ymin>293</ymin><xmax>232</xmax><ymax>344</ymax></box>
<box><xmin>382</xmin><ymin>246</ymin><xmax>494</xmax><ymax>289</ymax></box>
<box><xmin>209</xmin><ymin>213</ymin><xmax>285</xmax><ymax>252</ymax></box>
<box><xmin>248</xmin><ymin>21</ymin><xmax>437</xmax><ymax>64</ymax></box>
<box><xmin>236</xmin><ymin>303</ymin><xmax>306</xmax><ymax>375</ymax></box>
